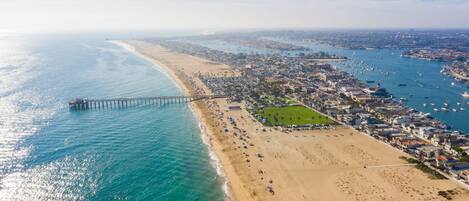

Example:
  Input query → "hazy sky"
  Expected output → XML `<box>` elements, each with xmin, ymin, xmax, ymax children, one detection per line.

<box><xmin>1</xmin><ymin>0</ymin><xmax>468</xmax><ymax>32</ymax></box>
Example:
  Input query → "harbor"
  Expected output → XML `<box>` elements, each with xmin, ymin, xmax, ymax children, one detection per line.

<box><xmin>126</xmin><ymin>38</ymin><xmax>469</xmax><ymax>200</ymax></box>
<box><xmin>276</xmin><ymin>40</ymin><xmax>469</xmax><ymax>133</ymax></box>
<box><xmin>145</xmin><ymin>37</ymin><xmax>469</xmax><ymax>192</ymax></box>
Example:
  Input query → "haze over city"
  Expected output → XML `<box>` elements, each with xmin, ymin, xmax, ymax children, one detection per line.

<box><xmin>1</xmin><ymin>0</ymin><xmax>469</xmax><ymax>32</ymax></box>
<box><xmin>1</xmin><ymin>0</ymin><xmax>469</xmax><ymax>201</ymax></box>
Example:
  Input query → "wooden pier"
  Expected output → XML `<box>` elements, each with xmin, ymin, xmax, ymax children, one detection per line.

<box><xmin>69</xmin><ymin>95</ymin><xmax>226</xmax><ymax>110</ymax></box>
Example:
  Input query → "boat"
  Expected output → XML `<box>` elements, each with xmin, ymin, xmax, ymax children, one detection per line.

<box><xmin>451</xmin><ymin>82</ymin><xmax>455</xmax><ymax>86</ymax></box>
<box><xmin>423</xmin><ymin>103</ymin><xmax>427</xmax><ymax>107</ymax></box>
<box><xmin>462</xmin><ymin>92</ymin><xmax>469</xmax><ymax>98</ymax></box>
<box><xmin>441</xmin><ymin>108</ymin><xmax>448</xmax><ymax>112</ymax></box>
<box><xmin>444</xmin><ymin>102</ymin><xmax>449</xmax><ymax>107</ymax></box>
<box><xmin>433</xmin><ymin>108</ymin><xmax>439</xmax><ymax>112</ymax></box>
<box><xmin>452</xmin><ymin>108</ymin><xmax>457</xmax><ymax>112</ymax></box>
<box><xmin>460</xmin><ymin>108</ymin><xmax>466</xmax><ymax>111</ymax></box>
<box><xmin>398</xmin><ymin>83</ymin><xmax>407</xmax><ymax>87</ymax></box>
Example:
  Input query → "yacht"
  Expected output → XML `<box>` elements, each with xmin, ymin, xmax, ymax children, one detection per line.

<box><xmin>462</xmin><ymin>92</ymin><xmax>469</xmax><ymax>98</ymax></box>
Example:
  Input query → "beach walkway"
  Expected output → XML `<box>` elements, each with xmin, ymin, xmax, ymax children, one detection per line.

<box><xmin>365</xmin><ymin>164</ymin><xmax>417</xmax><ymax>169</ymax></box>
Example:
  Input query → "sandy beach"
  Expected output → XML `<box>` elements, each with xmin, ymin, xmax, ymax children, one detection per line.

<box><xmin>120</xmin><ymin>40</ymin><xmax>469</xmax><ymax>201</ymax></box>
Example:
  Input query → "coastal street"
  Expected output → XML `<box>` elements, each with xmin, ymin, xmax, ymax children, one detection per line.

<box><xmin>365</xmin><ymin>164</ymin><xmax>417</xmax><ymax>168</ymax></box>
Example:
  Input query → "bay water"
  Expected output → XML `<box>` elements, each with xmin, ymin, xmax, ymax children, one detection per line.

<box><xmin>192</xmin><ymin>38</ymin><xmax>469</xmax><ymax>133</ymax></box>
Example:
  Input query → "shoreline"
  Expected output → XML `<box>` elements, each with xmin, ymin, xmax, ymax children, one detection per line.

<box><xmin>111</xmin><ymin>40</ymin><xmax>232</xmax><ymax>200</ymax></box>
<box><xmin>115</xmin><ymin>39</ymin><xmax>469</xmax><ymax>201</ymax></box>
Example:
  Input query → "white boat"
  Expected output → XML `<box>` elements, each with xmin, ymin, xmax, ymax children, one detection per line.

<box><xmin>452</xmin><ymin>108</ymin><xmax>457</xmax><ymax>112</ymax></box>
<box><xmin>433</xmin><ymin>108</ymin><xmax>439</xmax><ymax>112</ymax></box>
<box><xmin>423</xmin><ymin>103</ymin><xmax>427</xmax><ymax>107</ymax></box>
<box><xmin>460</xmin><ymin>108</ymin><xmax>465</xmax><ymax>111</ymax></box>
<box><xmin>463</xmin><ymin>92</ymin><xmax>469</xmax><ymax>98</ymax></box>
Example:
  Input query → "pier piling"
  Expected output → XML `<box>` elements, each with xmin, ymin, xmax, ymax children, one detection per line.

<box><xmin>68</xmin><ymin>95</ymin><xmax>225</xmax><ymax>110</ymax></box>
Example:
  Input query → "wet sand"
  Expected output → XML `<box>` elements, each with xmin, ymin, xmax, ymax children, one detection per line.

<box><xmin>121</xmin><ymin>40</ymin><xmax>469</xmax><ymax>201</ymax></box>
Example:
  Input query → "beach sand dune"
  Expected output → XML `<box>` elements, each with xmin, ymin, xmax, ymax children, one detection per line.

<box><xmin>123</xmin><ymin>40</ymin><xmax>469</xmax><ymax>201</ymax></box>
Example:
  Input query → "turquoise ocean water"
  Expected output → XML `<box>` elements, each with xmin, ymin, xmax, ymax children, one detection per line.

<box><xmin>2</xmin><ymin>31</ymin><xmax>468</xmax><ymax>200</ymax></box>
<box><xmin>0</xmin><ymin>33</ymin><xmax>225</xmax><ymax>200</ymax></box>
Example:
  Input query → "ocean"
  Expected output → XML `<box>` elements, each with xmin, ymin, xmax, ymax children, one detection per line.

<box><xmin>0</xmin><ymin>33</ymin><xmax>225</xmax><ymax>200</ymax></box>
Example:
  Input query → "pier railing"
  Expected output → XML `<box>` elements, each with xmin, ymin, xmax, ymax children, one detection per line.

<box><xmin>68</xmin><ymin>95</ymin><xmax>226</xmax><ymax>110</ymax></box>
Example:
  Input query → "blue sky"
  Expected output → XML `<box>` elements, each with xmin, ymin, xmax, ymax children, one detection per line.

<box><xmin>0</xmin><ymin>0</ymin><xmax>468</xmax><ymax>32</ymax></box>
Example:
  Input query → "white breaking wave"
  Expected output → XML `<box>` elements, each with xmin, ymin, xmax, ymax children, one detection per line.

<box><xmin>112</xmin><ymin>40</ymin><xmax>231</xmax><ymax>200</ymax></box>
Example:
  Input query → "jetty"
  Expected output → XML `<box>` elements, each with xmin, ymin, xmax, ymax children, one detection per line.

<box><xmin>68</xmin><ymin>95</ymin><xmax>226</xmax><ymax>110</ymax></box>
